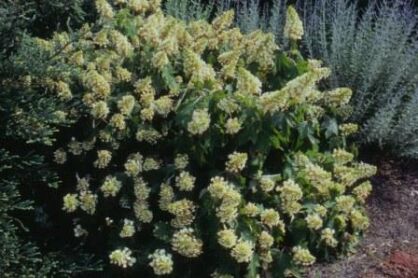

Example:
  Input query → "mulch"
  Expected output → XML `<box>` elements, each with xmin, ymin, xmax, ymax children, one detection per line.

<box><xmin>306</xmin><ymin>157</ymin><xmax>418</xmax><ymax>278</ymax></box>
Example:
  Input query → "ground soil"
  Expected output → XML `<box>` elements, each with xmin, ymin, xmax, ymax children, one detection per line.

<box><xmin>306</xmin><ymin>157</ymin><xmax>418</xmax><ymax>278</ymax></box>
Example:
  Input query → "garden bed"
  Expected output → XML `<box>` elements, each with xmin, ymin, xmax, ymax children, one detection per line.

<box><xmin>309</xmin><ymin>157</ymin><xmax>418</xmax><ymax>277</ymax></box>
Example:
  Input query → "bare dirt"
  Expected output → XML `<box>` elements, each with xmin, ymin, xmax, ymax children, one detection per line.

<box><xmin>307</xmin><ymin>158</ymin><xmax>418</xmax><ymax>278</ymax></box>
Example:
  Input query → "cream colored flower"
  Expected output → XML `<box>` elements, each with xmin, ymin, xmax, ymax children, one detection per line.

<box><xmin>168</xmin><ymin>199</ymin><xmax>196</xmax><ymax>228</ymax></box>
<box><xmin>259</xmin><ymin>177</ymin><xmax>275</xmax><ymax>193</ymax></box>
<box><xmin>217</xmin><ymin>229</ymin><xmax>237</xmax><ymax>249</ymax></box>
<box><xmin>101</xmin><ymin>176</ymin><xmax>122</xmax><ymax>197</ymax></box>
<box><xmin>115</xmin><ymin>67</ymin><xmax>132</xmax><ymax>82</ymax></box>
<box><xmin>292</xmin><ymin>246</ymin><xmax>316</xmax><ymax>266</ymax></box>
<box><xmin>225</xmin><ymin>152</ymin><xmax>248</xmax><ymax>173</ymax></box>
<box><xmin>323</xmin><ymin>88</ymin><xmax>352</xmax><ymax>107</ymax></box>
<box><xmin>217</xmin><ymin>97</ymin><xmax>240</xmax><ymax>114</ymax></box>
<box><xmin>187</xmin><ymin>109</ymin><xmax>211</xmax><ymax>135</ymax></box>
<box><xmin>84</xmin><ymin>70</ymin><xmax>111</xmax><ymax>98</ymax></box>
<box><xmin>314</xmin><ymin>204</ymin><xmax>328</xmax><ymax>217</ymax></box>
<box><xmin>140</xmin><ymin>107</ymin><xmax>155</xmax><ymax>121</ymax></box>
<box><xmin>321</xmin><ymin>228</ymin><xmax>338</xmax><ymax>247</ymax></box>
<box><xmin>171</xmin><ymin>228</ymin><xmax>203</xmax><ymax>258</ymax></box>
<box><xmin>350</xmin><ymin>209</ymin><xmax>369</xmax><ymax>230</ymax></box>
<box><xmin>79</xmin><ymin>191</ymin><xmax>98</xmax><ymax>215</ymax></box>
<box><xmin>109</xmin><ymin>30</ymin><xmax>133</xmax><ymax>57</ymax></box>
<box><xmin>133</xmin><ymin>178</ymin><xmax>150</xmax><ymax>200</ymax></box>
<box><xmin>335</xmin><ymin>195</ymin><xmax>355</xmax><ymax>214</ymax></box>
<box><xmin>230</xmin><ymin>239</ymin><xmax>254</xmax><ymax>263</ymax></box>
<box><xmin>94</xmin><ymin>150</ymin><xmax>112</xmax><ymax>168</ymax></box>
<box><xmin>128</xmin><ymin>0</ymin><xmax>149</xmax><ymax>13</ymax></box>
<box><xmin>260</xmin><ymin>209</ymin><xmax>282</xmax><ymax>228</ymax></box>
<box><xmin>241</xmin><ymin>202</ymin><xmax>260</xmax><ymax>217</ymax></box>
<box><xmin>305</xmin><ymin>213</ymin><xmax>323</xmax><ymax>230</ymax></box>
<box><xmin>136</xmin><ymin>128</ymin><xmax>162</xmax><ymax>144</ymax></box>
<box><xmin>133</xmin><ymin>201</ymin><xmax>153</xmax><ymax>223</ymax></box>
<box><xmin>339</xmin><ymin>123</ymin><xmax>358</xmax><ymax>136</ymax></box>
<box><xmin>56</xmin><ymin>81</ymin><xmax>72</xmax><ymax>100</ymax></box>
<box><xmin>110</xmin><ymin>113</ymin><xmax>126</xmax><ymax>130</ymax></box>
<box><xmin>117</xmin><ymin>95</ymin><xmax>135</xmax><ymax>115</ymax></box>
<box><xmin>125</xmin><ymin>154</ymin><xmax>143</xmax><ymax>177</ymax></box>
<box><xmin>159</xmin><ymin>183</ymin><xmax>174</xmax><ymax>211</ymax></box>
<box><xmin>332</xmin><ymin>148</ymin><xmax>354</xmax><ymax>165</ymax></box>
<box><xmin>212</xmin><ymin>10</ymin><xmax>235</xmax><ymax>31</ymax></box>
<box><xmin>216</xmin><ymin>187</ymin><xmax>242</xmax><ymax>223</ymax></box>
<box><xmin>225</xmin><ymin>118</ymin><xmax>242</xmax><ymax>135</ymax></box>
<box><xmin>174</xmin><ymin>154</ymin><xmax>189</xmax><ymax>170</ymax></box>
<box><xmin>91</xmin><ymin>101</ymin><xmax>110</xmax><ymax>119</ymax></box>
<box><xmin>153</xmin><ymin>96</ymin><xmax>173</xmax><ymax>117</ymax></box>
<box><xmin>152</xmin><ymin>51</ymin><xmax>170</xmax><ymax>70</ymax></box>
<box><xmin>149</xmin><ymin>249</ymin><xmax>173</xmax><ymax>275</ymax></box>
<box><xmin>258</xmin><ymin>231</ymin><xmax>274</xmax><ymax>249</ymax></box>
<box><xmin>292</xmin><ymin>246</ymin><xmax>315</xmax><ymax>266</ymax></box>
<box><xmin>63</xmin><ymin>193</ymin><xmax>78</xmax><ymax>212</ymax></box>
<box><xmin>109</xmin><ymin>247</ymin><xmax>136</xmax><ymax>268</ymax></box>
<box><xmin>76</xmin><ymin>177</ymin><xmax>90</xmax><ymax>192</ymax></box>
<box><xmin>69</xmin><ymin>51</ymin><xmax>84</xmax><ymax>66</ymax></box>
<box><xmin>120</xmin><ymin>219</ymin><xmax>135</xmax><ymax>238</ymax></box>
<box><xmin>278</xmin><ymin>179</ymin><xmax>303</xmax><ymax>203</ymax></box>
<box><xmin>142</xmin><ymin>157</ymin><xmax>160</xmax><ymax>171</ymax></box>
<box><xmin>284</xmin><ymin>6</ymin><xmax>304</xmax><ymax>41</ymax></box>
<box><xmin>175</xmin><ymin>171</ymin><xmax>196</xmax><ymax>191</ymax></box>
<box><xmin>208</xmin><ymin>176</ymin><xmax>229</xmax><ymax>200</ymax></box>
<box><xmin>96</xmin><ymin>0</ymin><xmax>114</xmax><ymax>19</ymax></box>
<box><xmin>352</xmin><ymin>181</ymin><xmax>372</xmax><ymax>203</ymax></box>
<box><xmin>236</xmin><ymin>68</ymin><xmax>262</xmax><ymax>96</ymax></box>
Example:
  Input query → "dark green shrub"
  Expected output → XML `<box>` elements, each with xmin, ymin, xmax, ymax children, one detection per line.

<box><xmin>0</xmin><ymin>2</ymin><xmax>100</xmax><ymax>275</ymax></box>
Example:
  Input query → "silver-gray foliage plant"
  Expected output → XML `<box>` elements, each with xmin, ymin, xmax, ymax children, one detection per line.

<box><xmin>299</xmin><ymin>0</ymin><xmax>418</xmax><ymax>157</ymax></box>
<box><xmin>163</xmin><ymin>0</ymin><xmax>213</xmax><ymax>21</ymax></box>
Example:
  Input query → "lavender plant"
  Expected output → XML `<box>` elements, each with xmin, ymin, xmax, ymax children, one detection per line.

<box><xmin>299</xmin><ymin>0</ymin><xmax>418</xmax><ymax>156</ymax></box>
<box><xmin>163</xmin><ymin>0</ymin><xmax>213</xmax><ymax>21</ymax></box>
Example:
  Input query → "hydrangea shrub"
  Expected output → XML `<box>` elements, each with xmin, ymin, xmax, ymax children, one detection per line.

<box><xmin>35</xmin><ymin>1</ymin><xmax>376</xmax><ymax>276</ymax></box>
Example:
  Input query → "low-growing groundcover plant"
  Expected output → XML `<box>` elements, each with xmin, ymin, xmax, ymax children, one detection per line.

<box><xmin>27</xmin><ymin>1</ymin><xmax>376</xmax><ymax>276</ymax></box>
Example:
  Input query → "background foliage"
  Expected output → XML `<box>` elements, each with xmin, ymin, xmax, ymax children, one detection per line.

<box><xmin>0</xmin><ymin>0</ymin><xmax>101</xmax><ymax>276</ymax></box>
<box><xmin>300</xmin><ymin>0</ymin><xmax>418</xmax><ymax>157</ymax></box>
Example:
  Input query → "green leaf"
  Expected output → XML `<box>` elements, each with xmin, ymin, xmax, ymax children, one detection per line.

<box><xmin>153</xmin><ymin>221</ymin><xmax>172</xmax><ymax>243</ymax></box>
<box><xmin>322</xmin><ymin>117</ymin><xmax>339</xmax><ymax>139</ymax></box>
<box><xmin>114</xmin><ymin>9</ymin><xmax>137</xmax><ymax>38</ymax></box>
<box><xmin>271</xmin><ymin>250</ymin><xmax>292</xmax><ymax>278</ymax></box>
<box><xmin>288</xmin><ymin>218</ymin><xmax>308</xmax><ymax>246</ymax></box>
<box><xmin>245</xmin><ymin>254</ymin><xmax>260</xmax><ymax>278</ymax></box>
<box><xmin>161</xmin><ymin>66</ymin><xmax>179</xmax><ymax>91</ymax></box>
